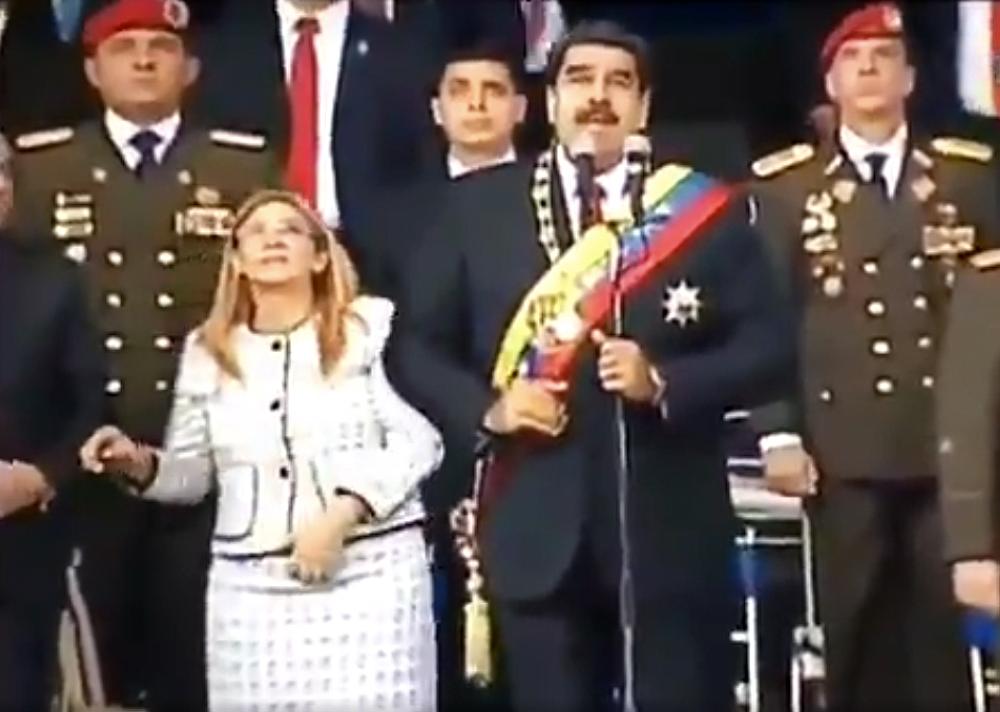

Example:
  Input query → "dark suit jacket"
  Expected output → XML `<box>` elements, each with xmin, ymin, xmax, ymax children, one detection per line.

<box><xmin>0</xmin><ymin>0</ymin><xmax>96</xmax><ymax>137</ymax></box>
<box><xmin>190</xmin><ymin>0</ymin><xmax>435</xmax><ymax>284</ymax></box>
<box><xmin>0</xmin><ymin>235</ymin><xmax>104</xmax><ymax>604</ymax></box>
<box><xmin>389</xmin><ymin>160</ymin><xmax>793</xmax><ymax>601</ymax></box>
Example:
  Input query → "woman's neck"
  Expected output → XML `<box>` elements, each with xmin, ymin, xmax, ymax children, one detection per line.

<box><xmin>249</xmin><ymin>281</ymin><xmax>313</xmax><ymax>334</ymax></box>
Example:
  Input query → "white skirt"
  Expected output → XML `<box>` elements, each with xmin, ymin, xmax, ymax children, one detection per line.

<box><xmin>206</xmin><ymin>527</ymin><xmax>436</xmax><ymax>711</ymax></box>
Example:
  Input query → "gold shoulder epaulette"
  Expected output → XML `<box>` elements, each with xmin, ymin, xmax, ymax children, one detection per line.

<box><xmin>14</xmin><ymin>127</ymin><xmax>73</xmax><ymax>151</ymax></box>
<box><xmin>970</xmin><ymin>249</ymin><xmax>1000</xmax><ymax>271</ymax></box>
<box><xmin>931</xmin><ymin>137</ymin><xmax>993</xmax><ymax>163</ymax></box>
<box><xmin>751</xmin><ymin>143</ymin><xmax>815</xmax><ymax>178</ymax></box>
<box><xmin>209</xmin><ymin>129</ymin><xmax>266</xmax><ymax>150</ymax></box>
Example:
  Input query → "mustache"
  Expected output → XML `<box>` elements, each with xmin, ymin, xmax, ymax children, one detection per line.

<box><xmin>574</xmin><ymin>102</ymin><xmax>619</xmax><ymax>125</ymax></box>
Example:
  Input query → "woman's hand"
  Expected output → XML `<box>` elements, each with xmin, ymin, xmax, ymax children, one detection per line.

<box><xmin>79</xmin><ymin>425</ymin><xmax>156</xmax><ymax>486</ymax></box>
<box><xmin>288</xmin><ymin>495</ymin><xmax>368</xmax><ymax>584</ymax></box>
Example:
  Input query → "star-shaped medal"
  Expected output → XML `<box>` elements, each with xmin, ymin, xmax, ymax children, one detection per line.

<box><xmin>663</xmin><ymin>280</ymin><xmax>702</xmax><ymax>327</ymax></box>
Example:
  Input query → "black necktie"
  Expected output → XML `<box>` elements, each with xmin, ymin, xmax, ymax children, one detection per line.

<box><xmin>130</xmin><ymin>130</ymin><xmax>162</xmax><ymax>179</ymax></box>
<box><xmin>865</xmin><ymin>152</ymin><xmax>889</xmax><ymax>198</ymax></box>
<box><xmin>579</xmin><ymin>182</ymin><xmax>606</xmax><ymax>235</ymax></box>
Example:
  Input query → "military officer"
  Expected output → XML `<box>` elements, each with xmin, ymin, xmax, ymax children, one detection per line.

<box><xmin>937</xmin><ymin>251</ymin><xmax>1000</xmax><ymax>620</ymax></box>
<box><xmin>11</xmin><ymin>0</ymin><xmax>277</xmax><ymax>709</ymax></box>
<box><xmin>751</xmin><ymin>4</ymin><xmax>1000</xmax><ymax>711</ymax></box>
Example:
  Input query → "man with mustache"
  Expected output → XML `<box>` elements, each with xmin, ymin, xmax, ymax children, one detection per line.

<box><xmin>751</xmin><ymin>4</ymin><xmax>1000</xmax><ymax>710</ymax></box>
<box><xmin>391</xmin><ymin>20</ymin><xmax>791</xmax><ymax>712</ymax></box>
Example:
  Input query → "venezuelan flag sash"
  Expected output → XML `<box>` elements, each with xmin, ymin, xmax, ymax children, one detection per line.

<box><xmin>491</xmin><ymin>164</ymin><xmax>733</xmax><ymax>389</ymax></box>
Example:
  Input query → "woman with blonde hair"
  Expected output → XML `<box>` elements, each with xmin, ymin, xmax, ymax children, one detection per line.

<box><xmin>80</xmin><ymin>189</ymin><xmax>442</xmax><ymax>711</ymax></box>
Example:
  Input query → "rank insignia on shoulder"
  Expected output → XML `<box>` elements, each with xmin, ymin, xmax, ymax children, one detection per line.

<box><xmin>751</xmin><ymin>143</ymin><xmax>815</xmax><ymax>178</ymax></box>
<box><xmin>14</xmin><ymin>127</ymin><xmax>73</xmax><ymax>151</ymax></box>
<box><xmin>209</xmin><ymin>129</ymin><xmax>266</xmax><ymax>150</ymax></box>
<box><xmin>969</xmin><ymin>249</ymin><xmax>1000</xmax><ymax>271</ymax></box>
<box><xmin>930</xmin><ymin>137</ymin><xmax>993</xmax><ymax>163</ymax></box>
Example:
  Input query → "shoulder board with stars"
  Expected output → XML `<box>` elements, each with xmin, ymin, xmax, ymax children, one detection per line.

<box><xmin>751</xmin><ymin>143</ymin><xmax>815</xmax><ymax>179</ymax></box>
<box><xmin>14</xmin><ymin>127</ymin><xmax>73</xmax><ymax>151</ymax></box>
<box><xmin>930</xmin><ymin>137</ymin><xmax>993</xmax><ymax>163</ymax></box>
<box><xmin>209</xmin><ymin>129</ymin><xmax>266</xmax><ymax>150</ymax></box>
<box><xmin>969</xmin><ymin>249</ymin><xmax>1000</xmax><ymax>271</ymax></box>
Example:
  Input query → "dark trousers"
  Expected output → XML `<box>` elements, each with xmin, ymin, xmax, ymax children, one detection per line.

<box><xmin>0</xmin><ymin>583</ymin><xmax>62</xmax><ymax>712</ymax></box>
<box><xmin>494</xmin><ymin>538</ymin><xmax>737</xmax><ymax>712</ymax></box>
<box><xmin>431</xmin><ymin>520</ymin><xmax>512</xmax><ymax>712</ymax></box>
<box><xmin>76</xmin><ymin>481</ymin><xmax>214</xmax><ymax>711</ymax></box>
<box><xmin>816</xmin><ymin>479</ymin><xmax>972</xmax><ymax>712</ymax></box>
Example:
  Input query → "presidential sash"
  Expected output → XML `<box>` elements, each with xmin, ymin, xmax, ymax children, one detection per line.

<box><xmin>491</xmin><ymin>163</ymin><xmax>734</xmax><ymax>389</ymax></box>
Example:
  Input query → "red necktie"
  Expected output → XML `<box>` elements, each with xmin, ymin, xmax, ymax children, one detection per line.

<box><xmin>286</xmin><ymin>17</ymin><xmax>320</xmax><ymax>207</ymax></box>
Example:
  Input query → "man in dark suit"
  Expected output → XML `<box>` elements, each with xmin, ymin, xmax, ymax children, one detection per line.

<box><xmin>390</xmin><ymin>21</ymin><xmax>792</xmax><ymax>711</ymax></box>
<box><xmin>0</xmin><ymin>130</ymin><xmax>105</xmax><ymax>712</ymax></box>
<box><xmin>190</xmin><ymin>0</ymin><xmax>433</xmax><ymax>287</ymax></box>
<box><xmin>12</xmin><ymin>1</ymin><xmax>277</xmax><ymax>708</ymax></box>
<box><xmin>751</xmin><ymin>4</ymin><xmax>1000</xmax><ymax>710</ymax></box>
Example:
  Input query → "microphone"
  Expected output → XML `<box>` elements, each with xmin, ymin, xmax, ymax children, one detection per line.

<box><xmin>624</xmin><ymin>134</ymin><xmax>652</xmax><ymax>224</ymax></box>
<box><xmin>569</xmin><ymin>133</ymin><xmax>597</xmax><ymax>230</ymax></box>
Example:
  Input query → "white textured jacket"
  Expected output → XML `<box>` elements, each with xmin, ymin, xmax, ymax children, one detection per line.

<box><xmin>143</xmin><ymin>296</ymin><xmax>443</xmax><ymax>557</ymax></box>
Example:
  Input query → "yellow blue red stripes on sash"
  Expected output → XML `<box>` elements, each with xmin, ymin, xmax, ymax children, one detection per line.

<box><xmin>491</xmin><ymin>163</ymin><xmax>732</xmax><ymax>388</ymax></box>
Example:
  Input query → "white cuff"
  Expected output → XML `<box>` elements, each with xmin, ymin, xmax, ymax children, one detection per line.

<box><xmin>759</xmin><ymin>432</ymin><xmax>803</xmax><ymax>453</ymax></box>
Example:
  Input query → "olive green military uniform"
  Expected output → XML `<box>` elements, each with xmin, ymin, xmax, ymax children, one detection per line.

<box><xmin>937</xmin><ymin>249</ymin><xmax>1000</xmax><ymax>594</ymax></box>
<box><xmin>751</xmin><ymin>135</ymin><xmax>1000</xmax><ymax>712</ymax></box>
<box><xmin>12</xmin><ymin>120</ymin><xmax>278</xmax><ymax>709</ymax></box>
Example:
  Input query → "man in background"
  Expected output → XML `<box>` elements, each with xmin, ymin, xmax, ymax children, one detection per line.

<box><xmin>0</xmin><ymin>129</ymin><xmax>104</xmax><ymax>712</ymax></box>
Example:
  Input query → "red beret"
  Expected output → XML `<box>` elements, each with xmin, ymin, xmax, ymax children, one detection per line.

<box><xmin>83</xmin><ymin>0</ymin><xmax>190</xmax><ymax>55</ymax></box>
<box><xmin>820</xmin><ymin>3</ymin><xmax>904</xmax><ymax>72</ymax></box>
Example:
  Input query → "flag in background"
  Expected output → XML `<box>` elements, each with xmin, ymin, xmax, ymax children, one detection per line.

<box><xmin>957</xmin><ymin>0</ymin><xmax>1000</xmax><ymax>116</ymax></box>
<box><xmin>0</xmin><ymin>2</ymin><xmax>8</xmax><ymax>53</ymax></box>
<box><xmin>522</xmin><ymin>0</ymin><xmax>566</xmax><ymax>73</ymax></box>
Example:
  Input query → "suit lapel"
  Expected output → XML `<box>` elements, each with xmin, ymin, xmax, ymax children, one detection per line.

<box><xmin>332</xmin><ymin>10</ymin><xmax>371</xmax><ymax>181</ymax></box>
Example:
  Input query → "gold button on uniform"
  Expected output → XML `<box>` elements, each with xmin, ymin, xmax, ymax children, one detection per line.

<box><xmin>156</xmin><ymin>293</ymin><xmax>174</xmax><ymax>308</ymax></box>
<box><xmin>105</xmin><ymin>335</ymin><xmax>123</xmax><ymax>351</ymax></box>
<box><xmin>918</xmin><ymin>336</ymin><xmax>933</xmax><ymax>350</ymax></box>
<box><xmin>106</xmin><ymin>379</ymin><xmax>122</xmax><ymax>395</ymax></box>
<box><xmin>64</xmin><ymin>243</ymin><xmax>87</xmax><ymax>263</ymax></box>
<box><xmin>820</xmin><ymin>389</ymin><xmax>833</xmax><ymax>403</ymax></box>
<box><xmin>866</xmin><ymin>300</ymin><xmax>886</xmax><ymax>317</ymax></box>
<box><xmin>871</xmin><ymin>339</ymin><xmax>891</xmax><ymax>356</ymax></box>
<box><xmin>875</xmin><ymin>377</ymin><xmax>895</xmax><ymax>395</ymax></box>
<box><xmin>862</xmin><ymin>260</ymin><xmax>879</xmax><ymax>275</ymax></box>
<box><xmin>155</xmin><ymin>380</ymin><xmax>169</xmax><ymax>392</ymax></box>
<box><xmin>106</xmin><ymin>292</ymin><xmax>123</xmax><ymax>308</ymax></box>
<box><xmin>107</xmin><ymin>249</ymin><xmax>124</xmax><ymax>266</ymax></box>
<box><xmin>913</xmin><ymin>295</ymin><xmax>928</xmax><ymax>310</ymax></box>
<box><xmin>922</xmin><ymin>375</ymin><xmax>935</xmax><ymax>389</ymax></box>
<box><xmin>910</xmin><ymin>255</ymin><xmax>925</xmax><ymax>270</ymax></box>
<box><xmin>154</xmin><ymin>336</ymin><xmax>172</xmax><ymax>351</ymax></box>
<box><xmin>157</xmin><ymin>249</ymin><xmax>176</xmax><ymax>266</ymax></box>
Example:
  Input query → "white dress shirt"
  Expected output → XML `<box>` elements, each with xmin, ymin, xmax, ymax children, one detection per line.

<box><xmin>103</xmin><ymin>110</ymin><xmax>181</xmax><ymax>170</ymax></box>
<box><xmin>555</xmin><ymin>145</ymin><xmax>630</xmax><ymax>240</ymax></box>
<box><xmin>446</xmin><ymin>147</ymin><xmax>517</xmax><ymax>179</ymax></box>
<box><xmin>838</xmin><ymin>122</ymin><xmax>909</xmax><ymax>199</ymax></box>
<box><xmin>277</xmin><ymin>0</ymin><xmax>350</xmax><ymax>227</ymax></box>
